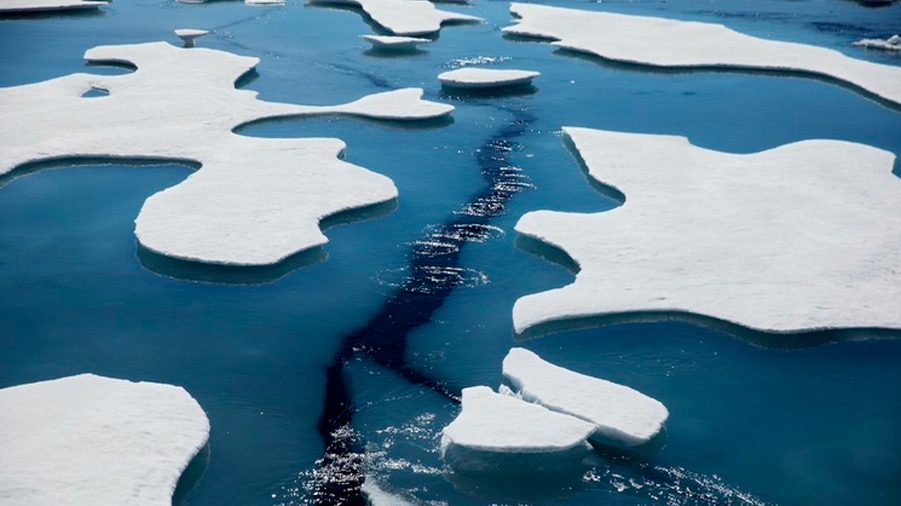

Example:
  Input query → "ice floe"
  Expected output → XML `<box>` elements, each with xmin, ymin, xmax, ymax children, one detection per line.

<box><xmin>309</xmin><ymin>0</ymin><xmax>482</xmax><ymax>37</ymax></box>
<box><xmin>174</xmin><ymin>29</ymin><xmax>209</xmax><ymax>48</ymax></box>
<box><xmin>504</xmin><ymin>3</ymin><xmax>901</xmax><ymax>107</ymax></box>
<box><xmin>244</xmin><ymin>0</ymin><xmax>286</xmax><ymax>5</ymax></box>
<box><xmin>853</xmin><ymin>34</ymin><xmax>901</xmax><ymax>52</ymax></box>
<box><xmin>362</xmin><ymin>34</ymin><xmax>431</xmax><ymax>51</ymax></box>
<box><xmin>0</xmin><ymin>41</ymin><xmax>453</xmax><ymax>266</ymax></box>
<box><xmin>437</xmin><ymin>68</ymin><xmax>540</xmax><ymax>89</ymax></box>
<box><xmin>0</xmin><ymin>374</ymin><xmax>209</xmax><ymax>506</ymax></box>
<box><xmin>440</xmin><ymin>386</ymin><xmax>595</xmax><ymax>475</ymax></box>
<box><xmin>513</xmin><ymin>127</ymin><xmax>901</xmax><ymax>336</ymax></box>
<box><xmin>503</xmin><ymin>348</ymin><xmax>668</xmax><ymax>448</ymax></box>
<box><xmin>0</xmin><ymin>0</ymin><xmax>106</xmax><ymax>13</ymax></box>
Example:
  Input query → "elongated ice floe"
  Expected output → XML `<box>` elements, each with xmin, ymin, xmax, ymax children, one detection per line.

<box><xmin>0</xmin><ymin>374</ymin><xmax>209</xmax><ymax>506</ymax></box>
<box><xmin>309</xmin><ymin>0</ymin><xmax>482</xmax><ymax>37</ymax></box>
<box><xmin>437</xmin><ymin>68</ymin><xmax>540</xmax><ymax>89</ymax></box>
<box><xmin>0</xmin><ymin>0</ymin><xmax>106</xmax><ymax>13</ymax></box>
<box><xmin>503</xmin><ymin>348</ymin><xmax>668</xmax><ymax>448</ymax></box>
<box><xmin>853</xmin><ymin>34</ymin><xmax>901</xmax><ymax>52</ymax></box>
<box><xmin>503</xmin><ymin>3</ymin><xmax>901</xmax><ymax>107</ymax></box>
<box><xmin>514</xmin><ymin>127</ymin><xmax>901</xmax><ymax>336</ymax></box>
<box><xmin>0</xmin><ymin>42</ymin><xmax>453</xmax><ymax>266</ymax></box>
<box><xmin>362</xmin><ymin>34</ymin><xmax>431</xmax><ymax>51</ymax></box>
<box><xmin>440</xmin><ymin>386</ymin><xmax>595</xmax><ymax>475</ymax></box>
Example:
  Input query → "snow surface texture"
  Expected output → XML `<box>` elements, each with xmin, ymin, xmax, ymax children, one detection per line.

<box><xmin>853</xmin><ymin>34</ymin><xmax>901</xmax><ymax>52</ymax></box>
<box><xmin>504</xmin><ymin>3</ymin><xmax>901</xmax><ymax>107</ymax></box>
<box><xmin>0</xmin><ymin>374</ymin><xmax>210</xmax><ymax>506</ymax></box>
<box><xmin>513</xmin><ymin>127</ymin><xmax>901</xmax><ymax>336</ymax></box>
<box><xmin>437</xmin><ymin>68</ymin><xmax>540</xmax><ymax>89</ymax></box>
<box><xmin>440</xmin><ymin>386</ymin><xmax>595</xmax><ymax>475</ymax></box>
<box><xmin>362</xmin><ymin>34</ymin><xmax>431</xmax><ymax>50</ymax></box>
<box><xmin>0</xmin><ymin>42</ymin><xmax>454</xmax><ymax>266</ymax></box>
<box><xmin>308</xmin><ymin>0</ymin><xmax>482</xmax><ymax>37</ymax></box>
<box><xmin>503</xmin><ymin>348</ymin><xmax>668</xmax><ymax>448</ymax></box>
<box><xmin>0</xmin><ymin>0</ymin><xmax>106</xmax><ymax>13</ymax></box>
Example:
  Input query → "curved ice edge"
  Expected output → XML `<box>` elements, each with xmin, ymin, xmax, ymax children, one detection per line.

<box><xmin>503</xmin><ymin>3</ymin><xmax>901</xmax><ymax>111</ymax></box>
<box><xmin>513</xmin><ymin>307</ymin><xmax>901</xmax><ymax>349</ymax></box>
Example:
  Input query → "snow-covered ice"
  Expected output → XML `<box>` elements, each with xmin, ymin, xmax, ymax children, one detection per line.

<box><xmin>504</xmin><ymin>3</ymin><xmax>901</xmax><ymax>107</ymax></box>
<box><xmin>503</xmin><ymin>348</ymin><xmax>668</xmax><ymax>448</ymax></box>
<box><xmin>437</xmin><ymin>68</ymin><xmax>540</xmax><ymax>89</ymax></box>
<box><xmin>0</xmin><ymin>0</ymin><xmax>106</xmax><ymax>13</ymax></box>
<box><xmin>514</xmin><ymin>127</ymin><xmax>901</xmax><ymax>336</ymax></box>
<box><xmin>362</xmin><ymin>34</ymin><xmax>431</xmax><ymax>51</ymax></box>
<box><xmin>0</xmin><ymin>42</ymin><xmax>454</xmax><ymax>267</ymax></box>
<box><xmin>853</xmin><ymin>34</ymin><xmax>901</xmax><ymax>52</ymax></box>
<box><xmin>174</xmin><ymin>29</ymin><xmax>209</xmax><ymax>48</ymax></box>
<box><xmin>0</xmin><ymin>373</ymin><xmax>210</xmax><ymax>506</ymax></box>
<box><xmin>440</xmin><ymin>386</ymin><xmax>595</xmax><ymax>475</ymax></box>
<box><xmin>308</xmin><ymin>0</ymin><xmax>482</xmax><ymax>37</ymax></box>
<box><xmin>244</xmin><ymin>0</ymin><xmax>285</xmax><ymax>5</ymax></box>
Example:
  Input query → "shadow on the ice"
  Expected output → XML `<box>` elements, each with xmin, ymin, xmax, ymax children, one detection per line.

<box><xmin>172</xmin><ymin>443</ymin><xmax>211</xmax><ymax>506</ymax></box>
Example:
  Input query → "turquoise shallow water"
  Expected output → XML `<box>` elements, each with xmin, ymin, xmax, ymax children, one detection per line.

<box><xmin>1</xmin><ymin>1</ymin><xmax>900</xmax><ymax>505</ymax></box>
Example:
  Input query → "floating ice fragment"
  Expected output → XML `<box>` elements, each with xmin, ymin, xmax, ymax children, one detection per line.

<box><xmin>362</xmin><ymin>34</ymin><xmax>432</xmax><ymax>51</ymax></box>
<box><xmin>308</xmin><ymin>0</ymin><xmax>482</xmax><ymax>37</ymax></box>
<box><xmin>852</xmin><ymin>34</ymin><xmax>901</xmax><ymax>52</ymax></box>
<box><xmin>0</xmin><ymin>42</ymin><xmax>454</xmax><ymax>268</ymax></box>
<box><xmin>438</xmin><ymin>68</ymin><xmax>540</xmax><ymax>89</ymax></box>
<box><xmin>513</xmin><ymin>127</ymin><xmax>901</xmax><ymax>337</ymax></box>
<box><xmin>244</xmin><ymin>0</ymin><xmax>286</xmax><ymax>5</ymax></box>
<box><xmin>503</xmin><ymin>3</ymin><xmax>901</xmax><ymax>107</ymax></box>
<box><xmin>440</xmin><ymin>386</ymin><xmax>595</xmax><ymax>476</ymax></box>
<box><xmin>0</xmin><ymin>0</ymin><xmax>106</xmax><ymax>14</ymax></box>
<box><xmin>174</xmin><ymin>29</ymin><xmax>209</xmax><ymax>48</ymax></box>
<box><xmin>0</xmin><ymin>374</ymin><xmax>210</xmax><ymax>506</ymax></box>
<box><xmin>503</xmin><ymin>348</ymin><xmax>669</xmax><ymax>448</ymax></box>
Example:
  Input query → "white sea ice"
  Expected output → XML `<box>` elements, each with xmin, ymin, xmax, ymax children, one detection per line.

<box><xmin>244</xmin><ymin>0</ymin><xmax>286</xmax><ymax>5</ymax></box>
<box><xmin>309</xmin><ymin>0</ymin><xmax>482</xmax><ymax>37</ymax></box>
<box><xmin>513</xmin><ymin>127</ymin><xmax>901</xmax><ymax>336</ymax></box>
<box><xmin>362</xmin><ymin>34</ymin><xmax>431</xmax><ymax>51</ymax></box>
<box><xmin>437</xmin><ymin>68</ymin><xmax>540</xmax><ymax>89</ymax></box>
<box><xmin>0</xmin><ymin>0</ymin><xmax>106</xmax><ymax>13</ymax></box>
<box><xmin>0</xmin><ymin>374</ymin><xmax>209</xmax><ymax>506</ymax></box>
<box><xmin>504</xmin><ymin>3</ymin><xmax>901</xmax><ymax>107</ymax></box>
<box><xmin>0</xmin><ymin>42</ymin><xmax>454</xmax><ymax>266</ymax></box>
<box><xmin>440</xmin><ymin>386</ymin><xmax>595</xmax><ymax>475</ymax></box>
<box><xmin>853</xmin><ymin>34</ymin><xmax>901</xmax><ymax>52</ymax></box>
<box><xmin>174</xmin><ymin>29</ymin><xmax>209</xmax><ymax>48</ymax></box>
<box><xmin>503</xmin><ymin>348</ymin><xmax>668</xmax><ymax>448</ymax></box>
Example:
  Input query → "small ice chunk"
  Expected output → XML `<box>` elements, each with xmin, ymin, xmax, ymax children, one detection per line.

<box><xmin>852</xmin><ymin>34</ymin><xmax>901</xmax><ymax>52</ymax></box>
<box><xmin>361</xmin><ymin>34</ymin><xmax>432</xmax><ymax>51</ymax></box>
<box><xmin>440</xmin><ymin>386</ymin><xmax>595</xmax><ymax>476</ymax></box>
<box><xmin>174</xmin><ymin>29</ymin><xmax>209</xmax><ymax>48</ymax></box>
<box><xmin>0</xmin><ymin>374</ymin><xmax>210</xmax><ymax>506</ymax></box>
<box><xmin>438</xmin><ymin>68</ymin><xmax>540</xmax><ymax>89</ymax></box>
<box><xmin>503</xmin><ymin>348</ymin><xmax>669</xmax><ymax>448</ymax></box>
<box><xmin>244</xmin><ymin>0</ymin><xmax>286</xmax><ymax>5</ymax></box>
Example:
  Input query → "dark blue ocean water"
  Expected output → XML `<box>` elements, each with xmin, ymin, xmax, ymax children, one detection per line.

<box><xmin>1</xmin><ymin>1</ymin><xmax>900</xmax><ymax>505</ymax></box>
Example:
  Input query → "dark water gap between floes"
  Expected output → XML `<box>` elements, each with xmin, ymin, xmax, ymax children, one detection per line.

<box><xmin>310</xmin><ymin>107</ymin><xmax>536</xmax><ymax>505</ymax></box>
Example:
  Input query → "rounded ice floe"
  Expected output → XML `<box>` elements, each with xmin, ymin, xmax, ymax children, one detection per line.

<box><xmin>0</xmin><ymin>373</ymin><xmax>210</xmax><ymax>506</ymax></box>
<box><xmin>174</xmin><ymin>29</ymin><xmax>209</xmax><ymax>48</ymax></box>
<box><xmin>0</xmin><ymin>42</ymin><xmax>454</xmax><ymax>268</ymax></box>
<box><xmin>440</xmin><ymin>386</ymin><xmax>595</xmax><ymax>476</ymax></box>
<box><xmin>503</xmin><ymin>348</ymin><xmax>668</xmax><ymax>448</ymax></box>
<box><xmin>309</xmin><ymin>0</ymin><xmax>482</xmax><ymax>37</ymax></box>
<box><xmin>362</xmin><ymin>34</ymin><xmax>432</xmax><ymax>51</ymax></box>
<box><xmin>0</xmin><ymin>0</ymin><xmax>107</xmax><ymax>14</ymax></box>
<box><xmin>513</xmin><ymin>127</ymin><xmax>901</xmax><ymax>336</ymax></box>
<box><xmin>852</xmin><ymin>35</ymin><xmax>901</xmax><ymax>52</ymax></box>
<box><xmin>437</xmin><ymin>68</ymin><xmax>540</xmax><ymax>89</ymax></box>
<box><xmin>504</xmin><ymin>3</ymin><xmax>901</xmax><ymax>107</ymax></box>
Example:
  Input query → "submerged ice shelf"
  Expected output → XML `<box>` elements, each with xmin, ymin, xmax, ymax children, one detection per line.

<box><xmin>503</xmin><ymin>3</ymin><xmax>901</xmax><ymax>107</ymax></box>
<box><xmin>0</xmin><ymin>42</ymin><xmax>453</xmax><ymax>267</ymax></box>
<box><xmin>0</xmin><ymin>374</ymin><xmax>209</xmax><ymax>506</ymax></box>
<box><xmin>514</xmin><ymin>127</ymin><xmax>901</xmax><ymax>337</ymax></box>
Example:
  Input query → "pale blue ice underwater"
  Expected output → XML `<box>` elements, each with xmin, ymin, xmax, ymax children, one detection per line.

<box><xmin>1</xmin><ymin>0</ymin><xmax>900</xmax><ymax>505</ymax></box>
